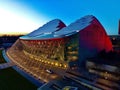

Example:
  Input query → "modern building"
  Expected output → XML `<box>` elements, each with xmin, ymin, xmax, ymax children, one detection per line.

<box><xmin>109</xmin><ymin>35</ymin><xmax>120</xmax><ymax>51</ymax></box>
<box><xmin>109</xmin><ymin>20</ymin><xmax>120</xmax><ymax>51</ymax></box>
<box><xmin>86</xmin><ymin>58</ymin><xmax>120</xmax><ymax>79</ymax></box>
<box><xmin>7</xmin><ymin>15</ymin><xmax>112</xmax><ymax>82</ymax></box>
<box><xmin>86</xmin><ymin>58</ymin><xmax>120</xmax><ymax>89</ymax></box>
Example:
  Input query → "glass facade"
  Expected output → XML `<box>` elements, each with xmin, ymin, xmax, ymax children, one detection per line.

<box><xmin>7</xmin><ymin>38</ymin><xmax>70</xmax><ymax>82</ymax></box>
<box><xmin>7</xmin><ymin>33</ymin><xmax>80</xmax><ymax>75</ymax></box>
<box><xmin>65</xmin><ymin>33</ymin><xmax>79</xmax><ymax>62</ymax></box>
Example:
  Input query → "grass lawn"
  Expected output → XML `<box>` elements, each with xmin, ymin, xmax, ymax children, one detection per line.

<box><xmin>0</xmin><ymin>68</ymin><xmax>37</xmax><ymax>90</ymax></box>
<box><xmin>0</xmin><ymin>50</ymin><xmax>38</xmax><ymax>90</ymax></box>
<box><xmin>0</xmin><ymin>50</ymin><xmax>6</xmax><ymax>63</ymax></box>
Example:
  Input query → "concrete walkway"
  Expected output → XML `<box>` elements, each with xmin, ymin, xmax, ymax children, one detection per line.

<box><xmin>0</xmin><ymin>62</ymin><xmax>15</xmax><ymax>70</ymax></box>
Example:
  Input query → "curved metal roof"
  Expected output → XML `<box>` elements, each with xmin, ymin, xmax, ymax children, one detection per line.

<box><xmin>20</xmin><ymin>15</ymin><xmax>94</xmax><ymax>40</ymax></box>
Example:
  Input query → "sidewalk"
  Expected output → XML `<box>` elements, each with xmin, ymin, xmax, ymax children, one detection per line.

<box><xmin>0</xmin><ymin>62</ymin><xmax>15</xmax><ymax>69</ymax></box>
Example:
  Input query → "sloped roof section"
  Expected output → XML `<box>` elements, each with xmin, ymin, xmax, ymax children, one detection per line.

<box><xmin>20</xmin><ymin>19</ymin><xmax>66</xmax><ymax>39</ymax></box>
<box><xmin>54</xmin><ymin>15</ymin><xmax>94</xmax><ymax>37</ymax></box>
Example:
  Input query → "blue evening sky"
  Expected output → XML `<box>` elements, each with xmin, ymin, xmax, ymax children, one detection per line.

<box><xmin>0</xmin><ymin>0</ymin><xmax>119</xmax><ymax>35</ymax></box>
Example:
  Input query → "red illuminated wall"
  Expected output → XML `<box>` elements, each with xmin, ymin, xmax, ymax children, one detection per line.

<box><xmin>79</xmin><ymin>17</ymin><xmax>113</xmax><ymax>63</ymax></box>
